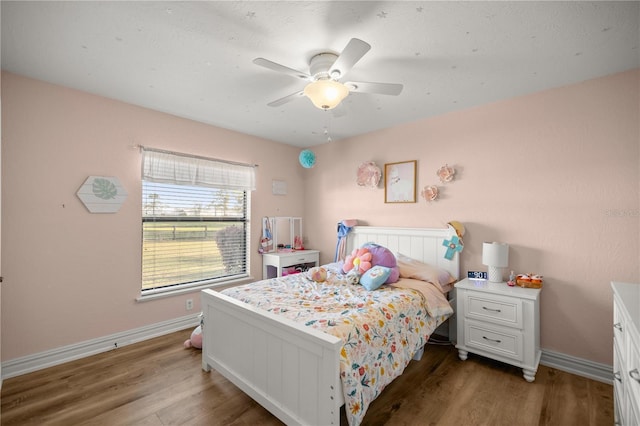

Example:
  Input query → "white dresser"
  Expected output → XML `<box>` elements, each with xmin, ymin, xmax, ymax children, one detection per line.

<box><xmin>612</xmin><ymin>281</ymin><xmax>640</xmax><ymax>426</ymax></box>
<box><xmin>262</xmin><ymin>250</ymin><xmax>320</xmax><ymax>279</ymax></box>
<box><xmin>455</xmin><ymin>278</ymin><xmax>541</xmax><ymax>382</ymax></box>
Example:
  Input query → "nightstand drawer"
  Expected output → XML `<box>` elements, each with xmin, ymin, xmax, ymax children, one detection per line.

<box><xmin>465</xmin><ymin>320</ymin><xmax>523</xmax><ymax>362</ymax></box>
<box><xmin>465</xmin><ymin>293</ymin><xmax>523</xmax><ymax>329</ymax></box>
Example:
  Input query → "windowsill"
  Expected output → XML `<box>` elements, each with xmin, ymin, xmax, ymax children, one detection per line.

<box><xmin>136</xmin><ymin>275</ymin><xmax>255</xmax><ymax>302</ymax></box>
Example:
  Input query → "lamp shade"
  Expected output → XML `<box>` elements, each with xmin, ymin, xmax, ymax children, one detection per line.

<box><xmin>482</xmin><ymin>242</ymin><xmax>509</xmax><ymax>267</ymax></box>
<box><xmin>482</xmin><ymin>242</ymin><xmax>509</xmax><ymax>282</ymax></box>
<box><xmin>303</xmin><ymin>79</ymin><xmax>349</xmax><ymax>110</ymax></box>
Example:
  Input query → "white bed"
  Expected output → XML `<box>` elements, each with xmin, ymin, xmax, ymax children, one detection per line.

<box><xmin>201</xmin><ymin>225</ymin><xmax>460</xmax><ymax>425</ymax></box>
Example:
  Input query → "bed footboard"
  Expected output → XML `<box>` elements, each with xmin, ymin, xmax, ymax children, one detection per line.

<box><xmin>201</xmin><ymin>289</ymin><xmax>343</xmax><ymax>425</ymax></box>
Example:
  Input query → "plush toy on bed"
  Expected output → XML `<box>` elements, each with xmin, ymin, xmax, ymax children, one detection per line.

<box><xmin>184</xmin><ymin>325</ymin><xmax>202</xmax><ymax>349</ymax></box>
<box><xmin>342</xmin><ymin>247</ymin><xmax>372</xmax><ymax>274</ymax></box>
<box><xmin>345</xmin><ymin>268</ymin><xmax>361</xmax><ymax>285</ymax></box>
<box><xmin>361</xmin><ymin>243</ymin><xmax>400</xmax><ymax>284</ymax></box>
<box><xmin>308</xmin><ymin>266</ymin><xmax>327</xmax><ymax>282</ymax></box>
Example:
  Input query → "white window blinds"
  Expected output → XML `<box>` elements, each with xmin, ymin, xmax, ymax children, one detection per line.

<box><xmin>141</xmin><ymin>148</ymin><xmax>252</xmax><ymax>294</ymax></box>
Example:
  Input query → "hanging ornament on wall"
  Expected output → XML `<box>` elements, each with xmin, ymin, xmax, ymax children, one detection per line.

<box><xmin>356</xmin><ymin>161</ymin><xmax>382</xmax><ymax>188</ymax></box>
<box><xmin>421</xmin><ymin>185</ymin><xmax>439</xmax><ymax>202</ymax></box>
<box><xmin>442</xmin><ymin>235</ymin><xmax>464</xmax><ymax>260</ymax></box>
<box><xmin>299</xmin><ymin>149</ymin><xmax>316</xmax><ymax>168</ymax></box>
<box><xmin>436</xmin><ymin>164</ymin><xmax>456</xmax><ymax>183</ymax></box>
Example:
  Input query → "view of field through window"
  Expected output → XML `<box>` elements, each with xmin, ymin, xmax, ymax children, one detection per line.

<box><xmin>142</xmin><ymin>181</ymin><xmax>247</xmax><ymax>290</ymax></box>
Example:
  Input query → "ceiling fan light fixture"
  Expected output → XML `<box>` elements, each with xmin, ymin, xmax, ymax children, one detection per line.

<box><xmin>303</xmin><ymin>79</ymin><xmax>349</xmax><ymax>110</ymax></box>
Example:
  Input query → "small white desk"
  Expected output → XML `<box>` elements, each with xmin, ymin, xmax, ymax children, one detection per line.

<box><xmin>262</xmin><ymin>250</ymin><xmax>320</xmax><ymax>279</ymax></box>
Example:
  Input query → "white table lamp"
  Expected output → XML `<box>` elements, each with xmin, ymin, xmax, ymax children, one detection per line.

<box><xmin>482</xmin><ymin>242</ymin><xmax>509</xmax><ymax>282</ymax></box>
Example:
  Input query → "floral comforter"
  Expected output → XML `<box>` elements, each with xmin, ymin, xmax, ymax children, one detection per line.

<box><xmin>221</xmin><ymin>265</ymin><xmax>453</xmax><ymax>426</ymax></box>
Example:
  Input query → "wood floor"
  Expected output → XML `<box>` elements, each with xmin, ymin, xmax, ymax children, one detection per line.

<box><xmin>1</xmin><ymin>329</ymin><xmax>613</xmax><ymax>425</ymax></box>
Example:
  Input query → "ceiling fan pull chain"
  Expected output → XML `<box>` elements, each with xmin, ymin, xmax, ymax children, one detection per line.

<box><xmin>324</xmin><ymin>127</ymin><xmax>333</xmax><ymax>143</ymax></box>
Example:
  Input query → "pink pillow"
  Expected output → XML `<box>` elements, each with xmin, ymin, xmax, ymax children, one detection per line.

<box><xmin>395</xmin><ymin>252</ymin><xmax>456</xmax><ymax>293</ymax></box>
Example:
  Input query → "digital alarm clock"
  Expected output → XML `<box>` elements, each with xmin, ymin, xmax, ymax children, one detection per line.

<box><xmin>467</xmin><ymin>271</ymin><xmax>488</xmax><ymax>280</ymax></box>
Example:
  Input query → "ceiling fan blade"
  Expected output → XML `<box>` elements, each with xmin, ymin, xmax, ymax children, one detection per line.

<box><xmin>253</xmin><ymin>58</ymin><xmax>311</xmax><ymax>80</ymax></box>
<box><xmin>267</xmin><ymin>90</ymin><xmax>305</xmax><ymax>107</ymax></box>
<box><xmin>329</xmin><ymin>38</ymin><xmax>371</xmax><ymax>79</ymax></box>
<box><xmin>345</xmin><ymin>81</ymin><xmax>403</xmax><ymax>96</ymax></box>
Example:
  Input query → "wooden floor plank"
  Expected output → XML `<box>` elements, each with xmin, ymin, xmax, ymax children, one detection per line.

<box><xmin>1</xmin><ymin>329</ymin><xmax>613</xmax><ymax>425</ymax></box>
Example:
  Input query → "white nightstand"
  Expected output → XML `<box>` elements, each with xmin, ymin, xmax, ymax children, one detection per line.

<box><xmin>455</xmin><ymin>278</ymin><xmax>541</xmax><ymax>382</ymax></box>
<box><xmin>262</xmin><ymin>250</ymin><xmax>320</xmax><ymax>279</ymax></box>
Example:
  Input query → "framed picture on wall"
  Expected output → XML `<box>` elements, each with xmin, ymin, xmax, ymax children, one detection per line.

<box><xmin>384</xmin><ymin>160</ymin><xmax>417</xmax><ymax>203</ymax></box>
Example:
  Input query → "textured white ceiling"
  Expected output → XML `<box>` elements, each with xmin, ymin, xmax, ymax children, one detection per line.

<box><xmin>2</xmin><ymin>1</ymin><xmax>639</xmax><ymax>148</ymax></box>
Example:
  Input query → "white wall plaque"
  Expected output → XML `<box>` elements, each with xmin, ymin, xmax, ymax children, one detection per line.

<box><xmin>77</xmin><ymin>176</ymin><xmax>127</xmax><ymax>213</ymax></box>
<box><xmin>272</xmin><ymin>179</ymin><xmax>287</xmax><ymax>195</ymax></box>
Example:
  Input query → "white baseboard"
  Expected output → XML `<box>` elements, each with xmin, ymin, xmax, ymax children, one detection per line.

<box><xmin>540</xmin><ymin>349</ymin><xmax>612</xmax><ymax>384</ymax></box>
<box><xmin>433</xmin><ymin>333</ymin><xmax>612</xmax><ymax>385</ymax></box>
<box><xmin>2</xmin><ymin>314</ymin><xmax>612</xmax><ymax>386</ymax></box>
<box><xmin>1</xmin><ymin>313</ymin><xmax>200</xmax><ymax>380</ymax></box>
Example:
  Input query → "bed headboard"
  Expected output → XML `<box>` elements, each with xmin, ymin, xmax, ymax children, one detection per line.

<box><xmin>345</xmin><ymin>226</ymin><xmax>460</xmax><ymax>280</ymax></box>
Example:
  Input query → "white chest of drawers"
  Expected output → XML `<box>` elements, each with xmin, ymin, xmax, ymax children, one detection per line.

<box><xmin>612</xmin><ymin>281</ymin><xmax>640</xmax><ymax>426</ymax></box>
<box><xmin>455</xmin><ymin>278</ymin><xmax>541</xmax><ymax>382</ymax></box>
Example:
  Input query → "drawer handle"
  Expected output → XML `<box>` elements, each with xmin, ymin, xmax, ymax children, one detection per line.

<box><xmin>613</xmin><ymin>322</ymin><xmax>623</xmax><ymax>332</ymax></box>
<box><xmin>482</xmin><ymin>336</ymin><xmax>501</xmax><ymax>344</ymax></box>
<box><xmin>482</xmin><ymin>306</ymin><xmax>501</xmax><ymax>313</ymax></box>
<box><xmin>614</xmin><ymin>371</ymin><xmax>622</xmax><ymax>382</ymax></box>
<box><xmin>630</xmin><ymin>368</ymin><xmax>640</xmax><ymax>383</ymax></box>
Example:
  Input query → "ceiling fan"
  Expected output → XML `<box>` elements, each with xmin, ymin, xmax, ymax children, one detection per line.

<box><xmin>253</xmin><ymin>38</ymin><xmax>403</xmax><ymax>110</ymax></box>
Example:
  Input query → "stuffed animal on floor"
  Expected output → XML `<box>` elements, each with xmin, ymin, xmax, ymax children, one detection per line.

<box><xmin>184</xmin><ymin>325</ymin><xmax>202</xmax><ymax>349</ymax></box>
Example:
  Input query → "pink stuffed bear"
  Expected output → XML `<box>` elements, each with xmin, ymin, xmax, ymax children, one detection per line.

<box><xmin>343</xmin><ymin>247</ymin><xmax>372</xmax><ymax>274</ymax></box>
<box><xmin>184</xmin><ymin>325</ymin><xmax>202</xmax><ymax>349</ymax></box>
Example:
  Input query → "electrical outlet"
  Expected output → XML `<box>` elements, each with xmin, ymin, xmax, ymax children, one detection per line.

<box><xmin>186</xmin><ymin>299</ymin><xmax>194</xmax><ymax>310</ymax></box>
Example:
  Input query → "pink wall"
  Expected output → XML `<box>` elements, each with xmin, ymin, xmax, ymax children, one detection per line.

<box><xmin>2</xmin><ymin>69</ymin><xmax>638</xmax><ymax>367</ymax></box>
<box><xmin>304</xmin><ymin>69</ymin><xmax>639</xmax><ymax>365</ymax></box>
<box><xmin>1</xmin><ymin>72</ymin><xmax>306</xmax><ymax>361</ymax></box>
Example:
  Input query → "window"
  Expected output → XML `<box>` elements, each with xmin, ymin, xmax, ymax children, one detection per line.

<box><xmin>141</xmin><ymin>148</ymin><xmax>255</xmax><ymax>295</ymax></box>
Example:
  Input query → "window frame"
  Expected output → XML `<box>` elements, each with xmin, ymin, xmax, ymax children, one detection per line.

<box><xmin>138</xmin><ymin>148</ymin><xmax>255</xmax><ymax>300</ymax></box>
